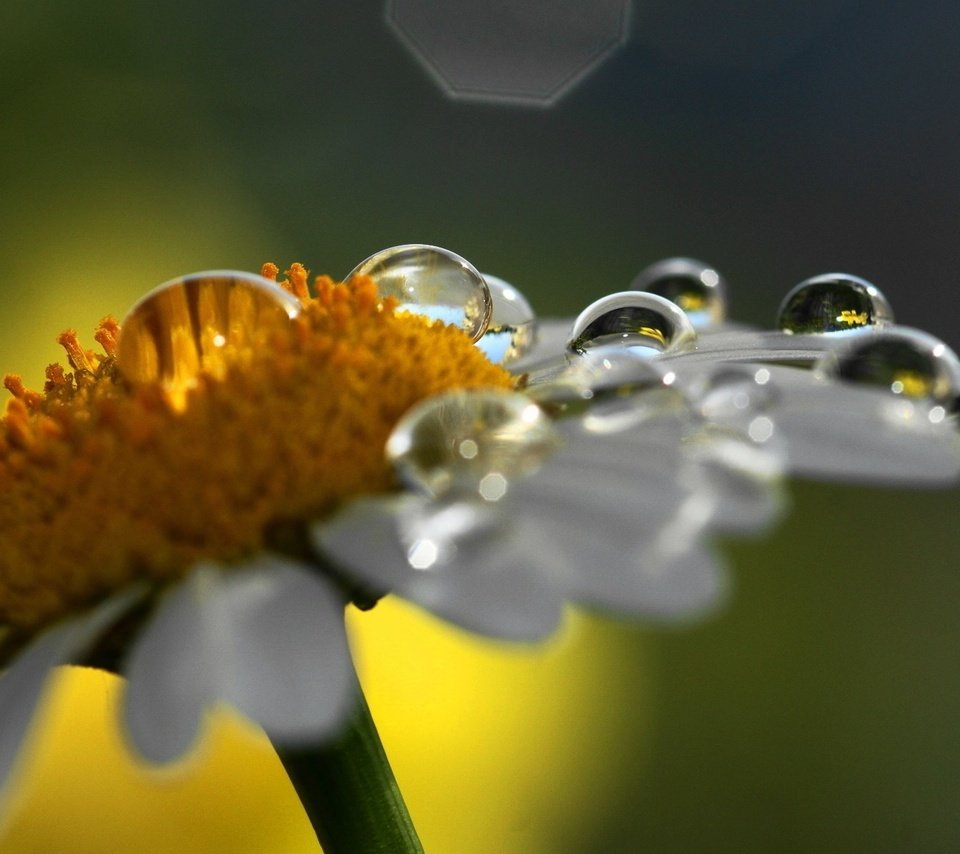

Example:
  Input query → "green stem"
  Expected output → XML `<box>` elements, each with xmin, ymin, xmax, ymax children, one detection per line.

<box><xmin>275</xmin><ymin>683</ymin><xmax>424</xmax><ymax>854</ymax></box>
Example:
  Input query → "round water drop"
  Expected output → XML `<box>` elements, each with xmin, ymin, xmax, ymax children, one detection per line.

<box><xmin>346</xmin><ymin>244</ymin><xmax>492</xmax><ymax>342</ymax></box>
<box><xmin>115</xmin><ymin>271</ymin><xmax>301</xmax><ymax>406</ymax></box>
<box><xmin>696</xmin><ymin>366</ymin><xmax>779</xmax><ymax>421</ymax></box>
<box><xmin>531</xmin><ymin>347</ymin><xmax>685</xmax><ymax>431</ymax></box>
<box><xmin>475</xmin><ymin>273</ymin><xmax>537</xmax><ymax>364</ymax></box>
<box><xmin>386</xmin><ymin>390</ymin><xmax>560</xmax><ymax>499</ymax></box>
<box><xmin>566</xmin><ymin>291</ymin><xmax>697</xmax><ymax>356</ymax></box>
<box><xmin>630</xmin><ymin>257</ymin><xmax>727</xmax><ymax>328</ymax></box>
<box><xmin>777</xmin><ymin>273</ymin><xmax>893</xmax><ymax>334</ymax></box>
<box><xmin>566</xmin><ymin>345</ymin><xmax>676</xmax><ymax>398</ymax></box>
<box><xmin>817</xmin><ymin>327</ymin><xmax>960</xmax><ymax>412</ymax></box>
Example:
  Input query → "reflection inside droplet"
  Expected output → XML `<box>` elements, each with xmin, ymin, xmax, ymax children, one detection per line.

<box><xmin>346</xmin><ymin>244</ymin><xmax>492</xmax><ymax>342</ymax></box>
<box><xmin>629</xmin><ymin>257</ymin><xmax>728</xmax><ymax>328</ymax></box>
<box><xmin>566</xmin><ymin>291</ymin><xmax>698</xmax><ymax>356</ymax></box>
<box><xmin>817</xmin><ymin>327</ymin><xmax>960</xmax><ymax>412</ymax></box>
<box><xmin>475</xmin><ymin>273</ymin><xmax>538</xmax><ymax>364</ymax></box>
<box><xmin>115</xmin><ymin>270</ymin><xmax>301</xmax><ymax>409</ymax></box>
<box><xmin>777</xmin><ymin>273</ymin><xmax>894</xmax><ymax>334</ymax></box>
<box><xmin>387</xmin><ymin>390</ymin><xmax>559</xmax><ymax>499</ymax></box>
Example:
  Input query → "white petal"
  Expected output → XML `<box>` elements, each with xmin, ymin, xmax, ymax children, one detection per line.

<box><xmin>681</xmin><ymin>434</ymin><xmax>786</xmax><ymax>533</ymax></box>
<box><xmin>526</xmin><ymin>505</ymin><xmax>729</xmax><ymax>619</ymax></box>
<box><xmin>662</xmin><ymin>329</ymin><xmax>833</xmax><ymax>365</ymax></box>
<box><xmin>316</xmin><ymin>496</ymin><xmax>564</xmax><ymax>641</ymax></box>
<box><xmin>767</xmin><ymin>368</ymin><xmax>960</xmax><ymax>484</ymax></box>
<box><xmin>123</xmin><ymin>569</ymin><xmax>214</xmax><ymax>764</ymax></box>
<box><xmin>0</xmin><ymin>589</ymin><xmax>142</xmax><ymax>809</ymax></box>
<box><xmin>123</xmin><ymin>560</ymin><xmax>354</xmax><ymax>764</ymax></box>
<box><xmin>208</xmin><ymin>558</ymin><xmax>354</xmax><ymax>746</ymax></box>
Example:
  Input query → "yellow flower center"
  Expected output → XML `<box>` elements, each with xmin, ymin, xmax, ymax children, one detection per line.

<box><xmin>0</xmin><ymin>264</ymin><xmax>514</xmax><ymax>633</ymax></box>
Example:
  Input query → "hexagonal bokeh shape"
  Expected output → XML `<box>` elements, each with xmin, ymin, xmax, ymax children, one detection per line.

<box><xmin>387</xmin><ymin>0</ymin><xmax>631</xmax><ymax>106</ymax></box>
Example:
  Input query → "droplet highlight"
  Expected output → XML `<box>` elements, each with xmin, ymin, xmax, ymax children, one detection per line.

<box><xmin>346</xmin><ymin>244</ymin><xmax>492</xmax><ymax>342</ymax></box>
<box><xmin>777</xmin><ymin>273</ymin><xmax>893</xmax><ymax>334</ymax></box>
<box><xmin>386</xmin><ymin>390</ymin><xmax>559</xmax><ymax>499</ymax></box>
<box><xmin>475</xmin><ymin>273</ymin><xmax>538</xmax><ymax>364</ymax></box>
<box><xmin>630</xmin><ymin>257</ymin><xmax>727</xmax><ymax>328</ymax></box>
<box><xmin>817</xmin><ymin>327</ymin><xmax>960</xmax><ymax>412</ymax></box>
<box><xmin>566</xmin><ymin>292</ymin><xmax>697</xmax><ymax>356</ymax></box>
<box><xmin>115</xmin><ymin>271</ymin><xmax>301</xmax><ymax>407</ymax></box>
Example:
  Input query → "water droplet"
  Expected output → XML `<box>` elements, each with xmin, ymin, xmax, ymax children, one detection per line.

<box><xmin>566</xmin><ymin>345</ymin><xmax>677</xmax><ymax>396</ymax></box>
<box><xmin>777</xmin><ymin>273</ymin><xmax>894</xmax><ymax>334</ymax></box>
<box><xmin>817</xmin><ymin>327</ymin><xmax>960</xmax><ymax>412</ymax></box>
<box><xmin>115</xmin><ymin>271</ymin><xmax>301</xmax><ymax>407</ymax></box>
<box><xmin>695</xmin><ymin>367</ymin><xmax>779</xmax><ymax>422</ymax></box>
<box><xmin>475</xmin><ymin>273</ymin><xmax>538</xmax><ymax>364</ymax></box>
<box><xmin>630</xmin><ymin>257</ymin><xmax>727</xmax><ymax>328</ymax></box>
<box><xmin>529</xmin><ymin>346</ymin><xmax>686</xmax><ymax>432</ymax></box>
<box><xmin>386</xmin><ymin>390</ymin><xmax>559</xmax><ymax>499</ymax></box>
<box><xmin>567</xmin><ymin>292</ymin><xmax>698</xmax><ymax>356</ymax></box>
<box><xmin>398</xmin><ymin>497</ymin><xmax>501</xmax><ymax>571</ymax></box>
<box><xmin>346</xmin><ymin>244</ymin><xmax>492</xmax><ymax>342</ymax></box>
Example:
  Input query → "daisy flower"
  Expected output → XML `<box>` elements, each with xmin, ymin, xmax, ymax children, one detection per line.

<box><xmin>0</xmin><ymin>245</ymin><xmax>956</xmax><ymax>852</ymax></box>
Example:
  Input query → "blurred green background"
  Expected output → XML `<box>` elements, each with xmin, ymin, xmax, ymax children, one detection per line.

<box><xmin>1</xmin><ymin>2</ymin><xmax>959</xmax><ymax>852</ymax></box>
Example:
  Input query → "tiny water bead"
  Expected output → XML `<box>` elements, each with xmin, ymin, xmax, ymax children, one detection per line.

<box><xmin>386</xmin><ymin>390</ymin><xmax>559</xmax><ymax>500</ymax></box>
<box><xmin>475</xmin><ymin>273</ymin><xmax>537</xmax><ymax>364</ymax></box>
<box><xmin>566</xmin><ymin>292</ymin><xmax>698</xmax><ymax>356</ymax></box>
<box><xmin>567</xmin><ymin>346</ymin><xmax>677</xmax><ymax>394</ymax></box>
<box><xmin>115</xmin><ymin>271</ymin><xmax>301</xmax><ymax>406</ymax></box>
<box><xmin>817</xmin><ymin>327</ymin><xmax>960</xmax><ymax>413</ymax></box>
<box><xmin>694</xmin><ymin>367</ymin><xmax>778</xmax><ymax>421</ymax></box>
<box><xmin>777</xmin><ymin>273</ymin><xmax>894</xmax><ymax>334</ymax></box>
<box><xmin>346</xmin><ymin>244</ymin><xmax>492</xmax><ymax>343</ymax></box>
<box><xmin>528</xmin><ymin>349</ymin><xmax>686</xmax><ymax>433</ymax></box>
<box><xmin>630</xmin><ymin>257</ymin><xmax>727</xmax><ymax>328</ymax></box>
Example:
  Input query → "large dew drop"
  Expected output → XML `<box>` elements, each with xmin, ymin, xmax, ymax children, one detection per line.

<box><xmin>630</xmin><ymin>257</ymin><xmax>727</xmax><ymax>328</ymax></box>
<box><xmin>346</xmin><ymin>244</ymin><xmax>492</xmax><ymax>343</ymax></box>
<box><xmin>777</xmin><ymin>273</ymin><xmax>894</xmax><ymax>334</ymax></box>
<box><xmin>567</xmin><ymin>291</ymin><xmax>697</xmax><ymax>356</ymax></box>
<box><xmin>475</xmin><ymin>273</ymin><xmax>537</xmax><ymax>364</ymax></box>
<box><xmin>115</xmin><ymin>271</ymin><xmax>301</xmax><ymax>407</ymax></box>
<box><xmin>386</xmin><ymin>390</ymin><xmax>559</xmax><ymax>500</ymax></box>
<box><xmin>817</xmin><ymin>327</ymin><xmax>960</xmax><ymax>413</ymax></box>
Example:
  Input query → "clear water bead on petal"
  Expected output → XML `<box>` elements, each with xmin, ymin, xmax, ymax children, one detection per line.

<box><xmin>346</xmin><ymin>244</ymin><xmax>492</xmax><ymax>342</ymax></box>
<box><xmin>116</xmin><ymin>271</ymin><xmax>301</xmax><ymax>407</ymax></box>
<box><xmin>386</xmin><ymin>390</ymin><xmax>560</xmax><ymax>499</ymax></box>
<box><xmin>530</xmin><ymin>347</ymin><xmax>686</xmax><ymax>432</ymax></box>
<box><xmin>777</xmin><ymin>273</ymin><xmax>894</xmax><ymax>335</ymax></box>
<box><xmin>630</xmin><ymin>257</ymin><xmax>728</xmax><ymax>328</ymax></box>
<box><xmin>567</xmin><ymin>291</ymin><xmax>698</xmax><ymax>356</ymax></box>
<box><xmin>694</xmin><ymin>366</ymin><xmax>778</xmax><ymax>421</ymax></box>
<box><xmin>817</xmin><ymin>327</ymin><xmax>960</xmax><ymax>414</ymax></box>
<box><xmin>475</xmin><ymin>273</ymin><xmax>537</xmax><ymax>364</ymax></box>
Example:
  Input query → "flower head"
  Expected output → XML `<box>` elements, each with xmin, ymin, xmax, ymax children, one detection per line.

<box><xmin>0</xmin><ymin>246</ymin><xmax>956</xmax><ymax>807</ymax></box>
